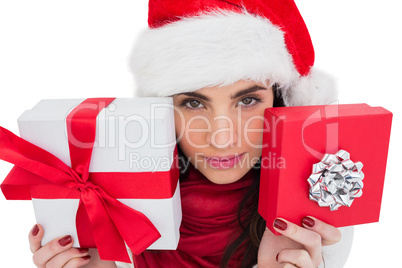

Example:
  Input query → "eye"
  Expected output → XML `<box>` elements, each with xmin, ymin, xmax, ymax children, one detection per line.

<box><xmin>240</xmin><ymin>97</ymin><xmax>253</xmax><ymax>105</ymax></box>
<box><xmin>182</xmin><ymin>99</ymin><xmax>205</xmax><ymax>109</ymax></box>
<box><xmin>238</xmin><ymin>96</ymin><xmax>262</xmax><ymax>107</ymax></box>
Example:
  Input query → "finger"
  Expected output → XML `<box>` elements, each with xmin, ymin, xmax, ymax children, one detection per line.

<box><xmin>32</xmin><ymin>235</ymin><xmax>73</xmax><ymax>267</ymax></box>
<box><xmin>46</xmin><ymin>248</ymin><xmax>89</xmax><ymax>268</ymax></box>
<box><xmin>301</xmin><ymin>216</ymin><xmax>342</xmax><ymax>246</ymax></box>
<box><xmin>29</xmin><ymin>224</ymin><xmax>44</xmax><ymax>254</ymax></box>
<box><xmin>273</xmin><ymin>218</ymin><xmax>322</xmax><ymax>266</ymax></box>
<box><xmin>62</xmin><ymin>255</ymin><xmax>91</xmax><ymax>268</ymax></box>
<box><xmin>277</xmin><ymin>249</ymin><xmax>315</xmax><ymax>268</ymax></box>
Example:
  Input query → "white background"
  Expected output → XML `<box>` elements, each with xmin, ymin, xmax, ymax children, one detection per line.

<box><xmin>0</xmin><ymin>1</ymin><xmax>400</xmax><ymax>267</ymax></box>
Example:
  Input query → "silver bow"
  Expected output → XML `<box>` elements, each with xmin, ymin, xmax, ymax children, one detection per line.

<box><xmin>308</xmin><ymin>150</ymin><xmax>364</xmax><ymax>211</ymax></box>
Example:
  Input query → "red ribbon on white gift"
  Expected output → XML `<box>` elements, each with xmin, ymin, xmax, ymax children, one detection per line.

<box><xmin>0</xmin><ymin>98</ymin><xmax>179</xmax><ymax>263</ymax></box>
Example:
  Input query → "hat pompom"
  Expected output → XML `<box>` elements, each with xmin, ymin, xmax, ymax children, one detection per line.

<box><xmin>283</xmin><ymin>68</ymin><xmax>339</xmax><ymax>106</ymax></box>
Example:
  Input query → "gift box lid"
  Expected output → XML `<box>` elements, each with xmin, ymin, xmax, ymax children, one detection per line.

<box><xmin>17</xmin><ymin>98</ymin><xmax>176</xmax><ymax>172</ymax></box>
<box><xmin>259</xmin><ymin>103</ymin><xmax>393</xmax><ymax>233</ymax></box>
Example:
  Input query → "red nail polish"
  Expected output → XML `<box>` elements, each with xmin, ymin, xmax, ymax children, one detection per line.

<box><xmin>302</xmin><ymin>217</ymin><xmax>315</xmax><ymax>228</ymax></box>
<box><xmin>82</xmin><ymin>255</ymin><xmax>91</xmax><ymax>260</ymax></box>
<box><xmin>273</xmin><ymin>219</ymin><xmax>287</xmax><ymax>231</ymax></box>
<box><xmin>58</xmin><ymin>235</ymin><xmax>72</xmax><ymax>246</ymax></box>
<box><xmin>31</xmin><ymin>225</ymin><xmax>39</xmax><ymax>236</ymax></box>
<box><xmin>77</xmin><ymin>248</ymin><xmax>89</xmax><ymax>253</ymax></box>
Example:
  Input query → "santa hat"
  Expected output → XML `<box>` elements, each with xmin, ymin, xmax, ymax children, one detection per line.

<box><xmin>129</xmin><ymin>0</ymin><xmax>338</xmax><ymax>106</ymax></box>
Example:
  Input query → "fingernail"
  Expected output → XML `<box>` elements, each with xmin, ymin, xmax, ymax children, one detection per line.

<box><xmin>77</xmin><ymin>248</ymin><xmax>89</xmax><ymax>253</ymax></box>
<box><xmin>82</xmin><ymin>255</ymin><xmax>91</xmax><ymax>260</ymax></box>
<box><xmin>31</xmin><ymin>225</ymin><xmax>39</xmax><ymax>236</ymax></box>
<box><xmin>302</xmin><ymin>216</ymin><xmax>315</xmax><ymax>228</ymax></box>
<box><xmin>58</xmin><ymin>235</ymin><xmax>72</xmax><ymax>247</ymax></box>
<box><xmin>273</xmin><ymin>219</ymin><xmax>287</xmax><ymax>231</ymax></box>
<box><xmin>276</xmin><ymin>253</ymin><xmax>279</xmax><ymax>262</ymax></box>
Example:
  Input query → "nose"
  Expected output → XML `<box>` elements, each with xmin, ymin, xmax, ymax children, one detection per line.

<box><xmin>206</xmin><ymin>114</ymin><xmax>238</xmax><ymax>149</ymax></box>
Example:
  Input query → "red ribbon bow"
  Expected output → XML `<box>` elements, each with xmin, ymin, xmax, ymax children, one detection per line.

<box><xmin>0</xmin><ymin>98</ymin><xmax>176</xmax><ymax>263</ymax></box>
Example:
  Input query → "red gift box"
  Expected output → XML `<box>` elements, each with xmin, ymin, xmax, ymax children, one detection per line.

<box><xmin>259</xmin><ymin>104</ymin><xmax>392</xmax><ymax>235</ymax></box>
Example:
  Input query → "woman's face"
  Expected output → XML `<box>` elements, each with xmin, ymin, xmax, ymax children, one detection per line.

<box><xmin>173</xmin><ymin>80</ymin><xmax>274</xmax><ymax>184</ymax></box>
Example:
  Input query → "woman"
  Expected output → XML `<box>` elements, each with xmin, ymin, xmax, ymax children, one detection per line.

<box><xmin>28</xmin><ymin>0</ymin><xmax>353</xmax><ymax>267</ymax></box>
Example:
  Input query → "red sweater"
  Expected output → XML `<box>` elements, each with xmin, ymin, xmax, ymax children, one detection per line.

<box><xmin>133</xmin><ymin>164</ymin><xmax>255</xmax><ymax>267</ymax></box>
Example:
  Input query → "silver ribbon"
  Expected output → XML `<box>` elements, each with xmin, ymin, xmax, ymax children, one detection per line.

<box><xmin>308</xmin><ymin>150</ymin><xmax>364</xmax><ymax>211</ymax></box>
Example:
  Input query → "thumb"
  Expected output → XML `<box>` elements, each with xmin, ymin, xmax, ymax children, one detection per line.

<box><xmin>258</xmin><ymin>227</ymin><xmax>279</xmax><ymax>264</ymax></box>
<box><xmin>29</xmin><ymin>224</ymin><xmax>44</xmax><ymax>253</ymax></box>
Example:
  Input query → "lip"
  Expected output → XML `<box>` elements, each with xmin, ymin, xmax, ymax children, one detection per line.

<box><xmin>205</xmin><ymin>153</ymin><xmax>245</xmax><ymax>169</ymax></box>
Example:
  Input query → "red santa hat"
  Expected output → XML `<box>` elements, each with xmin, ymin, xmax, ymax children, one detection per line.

<box><xmin>130</xmin><ymin>0</ymin><xmax>337</xmax><ymax>106</ymax></box>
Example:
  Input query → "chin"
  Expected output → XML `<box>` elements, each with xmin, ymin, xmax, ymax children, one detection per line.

<box><xmin>200</xmin><ymin>166</ymin><xmax>250</xmax><ymax>185</ymax></box>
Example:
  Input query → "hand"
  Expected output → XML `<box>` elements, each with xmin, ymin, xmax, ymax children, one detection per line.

<box><xmin>257</xmin><ymin>216</ymin><xmax>341</xmax><ymax>268</ymax></box>
<box><xmin>29</xmin><ymin>224</ymin><xmax>117</xmax><ymax>268</ymax></box>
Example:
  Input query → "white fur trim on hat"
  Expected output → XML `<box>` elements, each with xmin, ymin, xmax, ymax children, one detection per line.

<box><xmin>129</xmin><ymin>9</ymin><xmax>338</xmax><ymax>106</ymax></box>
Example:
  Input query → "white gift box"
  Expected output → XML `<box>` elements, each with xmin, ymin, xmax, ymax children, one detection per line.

<box><xmin>17</xmin><ymin>98</ymin><xmax>181</xmax><ymax>250</ymax></box>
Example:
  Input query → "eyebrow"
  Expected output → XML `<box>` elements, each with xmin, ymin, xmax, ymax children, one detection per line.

<box><xmin>231</xmin><ymin>85</ymin><xmax>267</xmax><ymax>99</ymax></box>
<box><xmin>177</xmin><ymin>85</ymin><xmax>267</xmax><ymax>101</ymax></box>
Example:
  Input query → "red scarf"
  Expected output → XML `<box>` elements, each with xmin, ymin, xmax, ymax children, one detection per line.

<box><xmin>133</xmin><ymin>163</ymin><xmax>255</xmax><ymax>267</ymax></box>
